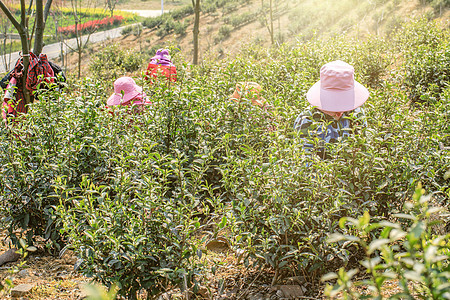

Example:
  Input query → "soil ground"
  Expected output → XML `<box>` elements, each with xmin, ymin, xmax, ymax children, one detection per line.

<box><xmin>0</xmin><ymin>231</ymin><xmax>308</xmax><ymax>299</ymax></box>
<box><xmin>0</xmin><ymin>229</ymin><xmax>424</xmax><ymax>299</ymax></box>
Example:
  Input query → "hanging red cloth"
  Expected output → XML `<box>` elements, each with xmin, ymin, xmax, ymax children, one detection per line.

<box><xmin>2</xmin><ymin>52</ymin><xmax>55</xmax><ymax>120</ymax></box>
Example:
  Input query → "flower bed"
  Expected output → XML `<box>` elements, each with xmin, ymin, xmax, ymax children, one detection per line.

<box><xmin>58</xmin><ymin>15</ymin><xmax>124</xmax><ymax>37</ymax></box>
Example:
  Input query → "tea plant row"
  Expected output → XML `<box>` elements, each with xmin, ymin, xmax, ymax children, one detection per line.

<box><xmin>0</xmin><ymin>18</ymin><xmax>448</xmax><ymax>299</ymax></box>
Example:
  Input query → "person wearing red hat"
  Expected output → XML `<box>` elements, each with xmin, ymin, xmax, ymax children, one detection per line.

<box><xmin>294</xmin><ymin>60</ymin><xmax>369</xmax><ymax>159</ymax></box>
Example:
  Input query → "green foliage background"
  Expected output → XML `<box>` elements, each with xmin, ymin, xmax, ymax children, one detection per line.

<box><xmin>0</xmin><ymin>17</ymin><xmax>448</xmax><ymax>299</ymax></box>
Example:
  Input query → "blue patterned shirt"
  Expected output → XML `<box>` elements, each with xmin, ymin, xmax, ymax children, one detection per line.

<box><xmin>294</xmin><ymin>107</ymin><xmax>367</xmax><ymax>158</ymax></box>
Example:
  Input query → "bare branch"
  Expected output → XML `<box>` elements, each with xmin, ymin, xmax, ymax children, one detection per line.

<box><xmin>192</xmin><ymin>0</ymin><xmax>200</xmax><ymax>64</ymax></box>
<box><xmin>43</xmin><ymin>0</ymin><xmax>53</xmax><ymax>23</ymax></box>
<box><xmin>27</xmin><ymin>0</ymin><xmax>34</xmax><ymax>16</ymax></box>
<box><xmin>0</xmin><ymin>1</ymin><xmax>23</xmax><ymax>31</ymax></box>
<box><xmin>29</xmin><ymin>13</ymin><xmax>36</xmax><ymax>50</ymax></box>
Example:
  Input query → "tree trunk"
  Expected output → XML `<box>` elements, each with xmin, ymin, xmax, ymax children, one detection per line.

<box><xmin>53</xmin><ymin>14</ymin><xmax>64</xmax><ymax>69</ymax></box>
<box><xmin>33</xmin><ymin>0</ymin><xmax>44</xmax><ymax>54</ymax></box>
<box><xmin>192</xmin><ymin>0</ymin><xmax>200</xmax><ymax>65</ymax></box>
<box><xmin>19</xmin><ymin>0</ymin><xmax>31</xmax><ymax>107</ymax></box>
<box><xmin>0</xmin><ymin>0</ymin><xmax>32</xmax><ymax>107</ymax></box>
<box><xmin>26</xmin><ymin>0</ymin><xmax>34</xmax><ymax>51</ymax></box>
<box><xmin>72</xmin><ymin>0</ymin><xmax>82</xmax><ymax>79</ymax></box>
<box><xmin>33</xmin><ymin>0</ymin><xmax>53</xmax><ymax>54</ymax></box>
<box><xmin>0</xmin><ymin>0</ymin><xmax>52</xmax><ymax>107</ymax></box>
<box><xmin>78</xmin><ymin>46</ymin><xmax>81</xmax><ymax>78</ymax></box>
<box><xmin>269</xmin><ymin>0</ymin><xmax>274</xmax><ymax>44</ymax></box>
<box><xmin>43</xmin><ymin>0</ymin><xmax>53</xmax><ymax>23</ymax></box>
<box><xmin>75</xmin><ymin>18</ymin><xmax>82</xmax><ymax>78</ymax></box>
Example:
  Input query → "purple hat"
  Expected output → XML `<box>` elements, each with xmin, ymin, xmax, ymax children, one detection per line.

<box><xmin>107</xmin><ymin>77</ymin><xmax>144</xmax><ymax>106</ymax></box>
<box><xmin>150</xmin><ymin>49</ymin><xmax>174</xmax><ymax>66</ymax></box>
<box><xmin>306</xmin><ymin>60</ymin><xmax>369</xmax><ymax>112</ymax></box>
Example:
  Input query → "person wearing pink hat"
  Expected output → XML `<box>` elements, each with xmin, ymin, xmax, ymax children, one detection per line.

<box><xmin>294</xmin><ymin>60</ymin><xmax>369</xmax><ymax>159</ymax></box>
<box><xmin>107</xmin><ymin>77</ymin><xmax>151</xmax><ymax>110</ymax></box>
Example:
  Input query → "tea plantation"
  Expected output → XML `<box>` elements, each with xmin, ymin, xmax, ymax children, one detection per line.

<box><xmin>0</xmin><ymin>18</ymin><xmax>449</xmax><ymax>299</ymax></box>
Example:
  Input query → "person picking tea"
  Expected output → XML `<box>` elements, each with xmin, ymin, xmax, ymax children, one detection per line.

<box><xmin>294</xmin><ymin>60</ymin><xmax>369</xmax><ymax>159</ymax></box>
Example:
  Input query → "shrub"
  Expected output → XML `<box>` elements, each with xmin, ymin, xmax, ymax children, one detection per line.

<box><xmin>174</xmin><ymin>20</ymin><xmax>189</xmax><ymax>36</ymax></box>
<box><xmin>155</xmin><ymin>17</ymin><xmax>188</xmax><ymax>38</ymax></box>
<box><xmin>142</xmin><ymin>15</ymin><xmax>165</xmax><ymax>30</ymax></box>
<box><xmin>57</xmin><ymin>177</ymin><xmax>207</xmax><ymax>299</ymax></box>
<box><xmin>222</xmin><ymin>2</ymin><xmax>238</xmax><ymax>14</ymax></box>
<box><xmin>170</xmin><ymin>5</ymin><xmax>194</xmax><ymax>20</ymax></box>
<box><xmin>431</xmin><ymin>0</ymin><xmax>450</xmax><ymax>13</ymax></box>
<box><xmin>323</xmin><ymin>184</ymin><xmax>450</xmax><ymax>299</ymax></box>
<box><xmin>397</xmin><ymin>19</ymin><xmax>450</xmax><ymax>103</ymax></box>
<box><xmin>0</xmin><ymin>81</ymin><xmax>108</xmax><ymax>251</ymax></box>
<box><xmin>0</xmin><ymin>18</ymin><xmax>448</xmax><ymax>298</ymax></box>
<box><xmin>203</xmin><ymin>3</ymin><xmax>217</xmax><ymax>14</ymax></box>
<box><xmin>142</xmin><ymin>6</ymin><xmax>193</xmax><ymax>31</ymax></box>
<box><xmin>203</xmin><ymin>0</ymin><xmax>229</xmax><ymax>12</ymax></box>
<box><xmin>121</xmin><ymin>24</ymin><xmax>142</xmax><ymax>36</ymax></box>
<box><xmin>89</xmin><ymin>44</ymin><xmax>145</xmax><ymax>81</ymax></box>
<box><xmin>121</xmin><ymin>25</ymin><xmax>133</xmax><ymax>35</ymax></box>
<box><xmin>229</xmin><ymin>11</ymin><xmax>258</xmax><ymax>28</ymax></box>
<box><xmin>215</xmin><ymin>24</ymin><xmax>233</xmax><ymax>42</ymax></box>
<box><xmin>214</xmin><ymin>28</ymin><xmax>448</xmax><ymax>286</ymax></box>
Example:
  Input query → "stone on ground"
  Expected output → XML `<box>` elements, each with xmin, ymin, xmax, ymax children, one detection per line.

<box><xmin>10</xmin><ymin>283</ymin><xmax>33</xmax><ymax>297</ymax></box>
<box><xmin>0</xmin><ymin>248</ymin><xmax>21</xmax><ymax>266</ymax></box>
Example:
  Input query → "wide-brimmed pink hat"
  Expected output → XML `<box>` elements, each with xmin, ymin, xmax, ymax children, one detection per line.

<box><xmin>107</xmin><ymin>77</ymin><xmax>144</xmax><ymax>106</ymax></box>
<box><xmin>306</xmin><ymin>60</ymin><xmax>369</xmax><ymax>112</ymax></box>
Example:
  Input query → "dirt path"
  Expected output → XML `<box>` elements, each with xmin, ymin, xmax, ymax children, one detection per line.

<box><xmin>0</xmin><ymin>24</ymin><xmax>131</xmax><ymax>74</ymax></box>
<box><xmin>122</xmin><ymin>9</ymin><xmax>168</xmax><ymax>17</ymax></box>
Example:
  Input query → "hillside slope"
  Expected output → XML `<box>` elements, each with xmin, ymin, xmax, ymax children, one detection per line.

<box><xmin>61</xmin><ymin>0</ymin><xmax>449</xmax><ymax>77</ymax></box>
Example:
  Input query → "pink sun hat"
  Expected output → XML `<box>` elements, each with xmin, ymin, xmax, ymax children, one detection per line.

<box><xmin>107</xmin><ymin>77</ymin><xmax>145</xmax><ymax>106</ymax></box>
<box><xmin>306</xmin><ymin>60</ymin><xmax>369</xmax><ymax>112</ymax></box>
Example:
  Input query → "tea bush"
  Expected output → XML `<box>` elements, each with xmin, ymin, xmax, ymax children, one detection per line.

<box><xmin>394</xmin><ymin>19</ymin><xmax>450</xmax><ymax>103</ymax></box>
<box><xmin>323</xmin><ymin>184</ymin><xmax>450</xmax><ymax>299</ymax></box>
<box><xmin>89</xmin><ymin>44</ymin><xmax>145</xmax><ymax>81</ymax></box>
<box><xmin>155</xmin><ymin>17</ymin><xmax>189</xmax><ymax>38</ymax></box>
<box><xmin>0</xmin><ymin>80</ymin><xmax>110</xmax><ymax>251</ymax></box>
<box><xmin>229</xmin><ymin>11</ymin><xmax>260</xmax><ymax>28</ymax></box>
<box><xmin>121</xmin><ymin>24</ymin><xmax>143</xmax><ymax>36</ymax></box>
<box><xmin>170</xmin><ymin>5</ymin><xmax>194</xmax><ymax>21</ymax></box>
<box><xmin>173</xmin><ymin>20</ymin><xmax>189</xmax><ymax>36</ymax></box>
<box><xmin>57</xmin><ymin>176</ymin><xmax>207</xmax><ymax>299</ymax></box>
<box><xmin>215</xmin><ymin>25</ymin><xmax>233</xmax><ymax>42</ymax></box>
<box><xmin>142</xmin><ymin>5</ymin><xmax>193</xmax><ymax>31</ymax></box>
<box><xmin>203</xmin><ymin>0</ymin><xmax>240</xmax><ymax>14</ymax></box>
<box><xmin>142</xmin><ymin>14</ymin><xmax>166</xmax><ymax>30</ymax></box>
<box><xmin>0</xmin><ymin>18</ymin><xmax>448</xmax><ymax>298</ymax></box>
